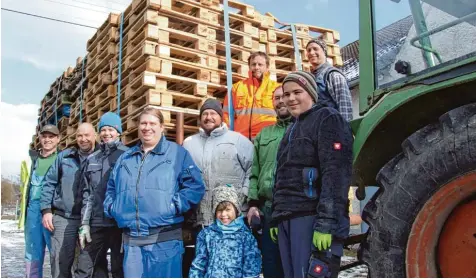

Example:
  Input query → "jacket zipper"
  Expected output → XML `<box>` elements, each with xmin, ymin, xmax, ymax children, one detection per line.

<box><xmin>308</xmin><ymin>168</ymin><xmax>314</xmax><ymax>197</ymax></box>
<box><xmin>135</xmin><ymin>152</ymin><xmax>149</xmax><ymax>235</ymax></box>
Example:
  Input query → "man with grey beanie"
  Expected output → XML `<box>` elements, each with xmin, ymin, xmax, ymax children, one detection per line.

<box><xmin>182</xmin><ymin>98</ymin><xmax>254</xmax><ymax>275</ymax></box>
<box><xmin>269</xmin><ymin>71</ymin><xmax>353</xmax><ymax>278</ymax></box>
<box><xmin>306</xmin><ymin>38</ymin><xmax>353</xmax><ymax>121</ymax></box>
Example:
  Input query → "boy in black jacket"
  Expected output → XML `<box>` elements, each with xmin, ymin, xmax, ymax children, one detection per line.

<box><xmin>270</xmin><ymin>71</ymin><xmax>353</xmax><ymax>278</ymax></box>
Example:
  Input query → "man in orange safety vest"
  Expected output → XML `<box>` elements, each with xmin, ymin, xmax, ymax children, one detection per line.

<box><xmin>223</xmin><ymin>51</ymin><xmax>281</xmax><ymax>141</ymax></box>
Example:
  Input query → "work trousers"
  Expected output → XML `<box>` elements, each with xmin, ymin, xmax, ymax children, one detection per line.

<box><xmin>75</xmin><ymin>226</ymin><xmax>124</xmax><ymax>278</ymax></box>
<box><xmin>261</xmin><ymin>205</ymin><xmax>284</xmax><ymax>278</ymax></box>
<box><xmin>123</xmin><ymin>239</ymin><xmax>184</xmax><ymax>278</ymax></box>
<box><xmin>24</xmin><ymin>200</ymin><xmax>52</xmax><ymax>278</ymax></box>
<box><xmin>50</xmin><ymin>214</ymin><xmax>81</xmax><ymax>278</ymax></box>
<box><xmin>278</xmin><ymin>215</ymin><xmax>342</xmax><ymax>278</ymax></box>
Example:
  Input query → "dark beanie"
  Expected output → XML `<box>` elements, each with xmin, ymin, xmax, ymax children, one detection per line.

<box><xmin>306</xmin><ymin>38</ymin><xmax>328</xmax><ymax>57</ymax></box>
<box><xmin>282</xmin><ymin>71</ymin><xmax>319</xmax><ymax>103</ymax></box>
<box><xmin>200</xmin><ymin>98</ymin><xmax>223</xmax><ymax>118</ymax></box>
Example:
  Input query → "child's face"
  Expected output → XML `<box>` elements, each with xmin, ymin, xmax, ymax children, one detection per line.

<box><xmin>216</xmin><ymin>204</ymin><xmax>237</xmax><ymax>225</ymax></box>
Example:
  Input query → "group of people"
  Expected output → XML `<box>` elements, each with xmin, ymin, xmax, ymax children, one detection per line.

<box><xmin>19</xmin><ymin>38</ymin><xmax>357</xmax><ymax>278</ymax></box>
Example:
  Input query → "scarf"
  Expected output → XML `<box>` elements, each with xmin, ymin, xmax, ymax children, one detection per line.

<box><xmin>216</xmin><ymin>216</ymin><xmax>245</xmax><ymax>234</ymax></box>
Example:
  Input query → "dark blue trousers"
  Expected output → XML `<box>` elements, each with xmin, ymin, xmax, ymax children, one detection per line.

<box><xmin>278</xmin><ymin>215</ymin><xmax>316</xmax><ymax>278</ymax></box>
<box><xmin>278</xmin><ymin>215</ymin><xmax>342</xmax><ymax>278</ymax></box>
<box><xmin>261</xmin><ymin>205</ymin><xmax>284</xmax><ymax>278</ymax></box>
<box><xmin>123</xmin><ymin>240</ymin><xmax>184</xmax><ymax>278</ymax></box>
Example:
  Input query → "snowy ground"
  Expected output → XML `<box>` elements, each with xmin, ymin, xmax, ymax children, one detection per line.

<box><xmin>1</xmin><ymin>219</ymin><xmax>367</xmax><ymax>278</ymax></box>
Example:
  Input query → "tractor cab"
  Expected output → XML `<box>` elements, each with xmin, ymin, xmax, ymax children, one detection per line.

<box><xmin>352</xmin><ymin>0</ymin><xmax>476</xmax><ymax>277</ymax></box>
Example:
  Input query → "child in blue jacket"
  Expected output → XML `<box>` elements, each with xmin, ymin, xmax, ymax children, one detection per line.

<box><xmin>189</xmin><ymin>185</ymin><xmax>261</xmax><ymax>278</ymax></box>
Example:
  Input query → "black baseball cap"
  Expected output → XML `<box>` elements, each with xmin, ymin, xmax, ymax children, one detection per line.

<box><xmin>40</xmin><ymin>124</ymin><xmax>60</xmax><ymax>136</ymax></box>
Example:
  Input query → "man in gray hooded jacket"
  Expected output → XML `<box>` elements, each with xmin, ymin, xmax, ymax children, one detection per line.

<box><xmin>183</xmin><ymin>98</ymin><xmax>254</xmax><ymax>227</ymax></box>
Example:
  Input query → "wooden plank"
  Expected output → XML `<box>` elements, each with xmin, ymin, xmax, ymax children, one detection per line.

<box><xmin>87</xmin><ymin>13</ymin><xmax>120</xmax><ymax>52</ymax></box>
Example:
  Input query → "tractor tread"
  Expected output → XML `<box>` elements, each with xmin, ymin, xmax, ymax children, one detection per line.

<box><xmin>360</xmin><ymin>103</ymin><xmax>476</xmax><ymax>277</ymax></box>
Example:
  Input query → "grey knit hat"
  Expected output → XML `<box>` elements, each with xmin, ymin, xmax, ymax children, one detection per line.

<box><xmin>306</xmin><ymin>38</ymin><xmax>328</xmax><ymax>57</ymax></box>
<box><xmin>212</xmin><ymin>185</ymin><xmax>240</xmax><ymax>213</ymax></box>
<box><xmin>200</xmin><ymin>98</ymin><xmax>223</xmax><ymax>119</ymax></box>
<box><xmin>283</xmin><ymin>71</ymin><xmax>319</xmax><ymax>103</ymax></box>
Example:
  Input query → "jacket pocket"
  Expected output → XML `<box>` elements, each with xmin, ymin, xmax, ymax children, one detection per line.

<box><xmin>85</xmin><ymin>163</ymin><xmax>102</xmax><ymax>188</ymax></box>
<box><xmin>117</xmin><ymin>162</ymin><xmax>134</xmax><ymax>193</ymax></box>
<box><xmin>145</xmin><ymin>160</ymin><xmax>173</xmax><ymax>190</ymax></box>
<box><xmin>302</xmin><ymin>167</ymin><xmax>319</xmax><ymax>199</ymax></box>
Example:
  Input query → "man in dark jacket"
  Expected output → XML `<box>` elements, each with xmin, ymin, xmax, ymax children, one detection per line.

<box><xmin>306</xmin><ymin>38</ymin><xmax>353</xmax><ymax>121</ymax></box>
<box><xmin>247</xmin><ymin>86</ymin><xmax>291</xmax><ymax>278</ymax></box>
<box><xmin>270</xmin><ymin>71</ymin><xmax>353</xmax><ymax>278</ymax></box>
<box><xmin>76</xmin><ymin>112</ymin><xmax>128</xmax><ymax>278</ymax></box>
<box><xmin>40</xmin><ymin>122</ymin><xmax>98</xmax><ymax>278</ymax></box>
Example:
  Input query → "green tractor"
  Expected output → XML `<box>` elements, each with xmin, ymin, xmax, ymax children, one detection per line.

<box><xmin>352</xmin><ymin>0</ymin><xmax>476</xmax><ymax>277</ymax></box>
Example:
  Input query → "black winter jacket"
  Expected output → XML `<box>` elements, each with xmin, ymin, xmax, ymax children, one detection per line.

<box><xmin>271</xmin><ymin>103</ymin><xmax>353</xmax><ymax>239</ymax></box>
<box><xmin>81</xmin><ymin>141</ymin><xmax>129</xmax><ymax>227</ymax></box>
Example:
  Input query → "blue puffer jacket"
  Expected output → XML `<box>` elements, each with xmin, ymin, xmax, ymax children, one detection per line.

<box><xmin>189</xmin><ymin>217</ymin><xmax>261</xmax><ymax>278</ymax></box>
<box><xmin>103</xmin><ymin>137</ymin><xmax>205</xmax><ymax>237</ymax></box>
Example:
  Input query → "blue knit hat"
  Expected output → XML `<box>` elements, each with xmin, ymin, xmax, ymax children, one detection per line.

<box><xmin>99</xmin><ymin>112</ymin><xmax>122</xmax><ymax>134</ymax></box>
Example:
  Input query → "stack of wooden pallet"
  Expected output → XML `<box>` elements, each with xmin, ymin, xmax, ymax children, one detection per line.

<box><xmin>32</xmin><ymin>57</ymin><xmax>87</xmax><ymax>150</ymax></box>
<box><xmin>32</xmin><ymin>0</ymin><xmax>341</xmax><ymax>149</ymax></box>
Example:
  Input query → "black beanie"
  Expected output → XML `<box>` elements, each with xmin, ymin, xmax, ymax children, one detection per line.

<box><xmin>200</xmin><ymin>98</ymin><xmax>223</xmax><ymax>118</ymax></box>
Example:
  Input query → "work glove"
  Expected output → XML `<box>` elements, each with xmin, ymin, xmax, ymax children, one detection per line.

<box><xmin>79</xmin><ymin>225</ymin><xmax>92</xmax><ymax>249</ymax></box>
<box><xmin>270</xmin><ymin>227</ymin><xmax>278</xmax><ymax>243</ymax></box>
<box><xmin>313</xmin><ymin>231</ymin><xmax>332</xmax><ymax>251</ymax></box>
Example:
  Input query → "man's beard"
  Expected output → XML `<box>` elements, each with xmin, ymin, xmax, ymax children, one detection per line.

<box><xmin>276</xmin><ymin>106</ymin><xmax>290</xmax><ymax>119</ymax></box>
<box><xmin>202</xmin><ymin>121</ymin><xmax>221</xmax><ymax>133</ymax></box>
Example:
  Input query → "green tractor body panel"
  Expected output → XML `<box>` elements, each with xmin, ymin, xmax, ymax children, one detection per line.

<box><xmin>352</xmin><ymin>0</ymin><xmax>476</xmax><ymax>186</ymax></box>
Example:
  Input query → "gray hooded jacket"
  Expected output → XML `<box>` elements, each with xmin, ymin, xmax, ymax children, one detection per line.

<box><xmin>183</xmin><ymin>123</ymin><xmax>254</xmax><ymax>226</ymax></box>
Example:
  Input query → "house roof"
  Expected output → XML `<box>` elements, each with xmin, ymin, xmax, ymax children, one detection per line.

<box><xmin>340</xmin><ymin>15</ymin><xmax>414</xmax><ymax>83</ymax></box>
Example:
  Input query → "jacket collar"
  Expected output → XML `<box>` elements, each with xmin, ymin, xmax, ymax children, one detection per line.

<box><xmin>276</xmin><ymin>116</ymin><xmax>292</xmax><ymax>127</ymax></box>
<box><xmin>245</xmin><ymin>71</ymin><xmax>270</xmax><ymax>86</ymax></box>
<box><xmin>311</xmin><ymin>61</ymin><xmax>332</xmax><ymax>76</ymax></box>
<box><xmin>67</xmin><ymin>143</ymin><xmax>100</xmax><ymax>158</ymax></box>
<box><xmin>199</xmin><ymin>123</ymin><xmax>228</xmax><ymax>138</ymax></box>
<box><xmin>293</xmin><ymin>103</ymin><xmax>327</xmax><ymax>121</ymax></box>
<box><xmin>131</xmin><ymin>135</ymin><xmax>168</xmax><ymax>156</ymax></box>
<box><xmin>100</xmin><ymin>139</ymin><xmax>122</xmax><ymax>152</ymax></box>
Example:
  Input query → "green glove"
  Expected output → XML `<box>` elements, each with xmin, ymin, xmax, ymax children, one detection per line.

<box><xmin>313</xmin><ymin>231</ymin><xmax>332</xmax><ymax>251</ymax></box>
<box><xmin>270</xmin><ymin>227</ymin><xmax>278</xmax><ymax>243</ymax></box>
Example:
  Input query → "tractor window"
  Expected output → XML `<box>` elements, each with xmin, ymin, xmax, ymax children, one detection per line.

<box><xmin>373</xmin><ymin>0</ymin><xmax>476</xmax><ymax>88</ymax></box>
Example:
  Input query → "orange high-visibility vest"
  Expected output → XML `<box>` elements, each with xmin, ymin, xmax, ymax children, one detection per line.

<box><xmin>223</xmin><ymin>71</ymin><xmax>280</xmax><ymax>140</ymax></box>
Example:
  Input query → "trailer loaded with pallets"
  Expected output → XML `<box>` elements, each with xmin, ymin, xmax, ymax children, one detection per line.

<box><xmin>30</xmin><ymin>0</ymin><xmax>342</xmax><ymax>150</ymax></box>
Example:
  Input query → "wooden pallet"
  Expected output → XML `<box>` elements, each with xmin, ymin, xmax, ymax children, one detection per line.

<box><xmin>86</xmin><ymin>72</ymin><xmax>113</xmax><ymax>97</ymax></box>
<box><xmin>85</xmin><ymin>85</ymin><xmax>116</xmax><ymax>115</ymax></box>
<box><xmin>87</xmin><ymin>13</ymin><xmax>120</xmax><ymax>52</ymax></box>
<box><xmin>269</xmin><ymin>57</ymin><xmax>312</xmax><ymax>72</ymax></box>
<box><xmin>86</xmin><ymin>42</ymin><xmax>118</xmax><ymax>77</ymax></box>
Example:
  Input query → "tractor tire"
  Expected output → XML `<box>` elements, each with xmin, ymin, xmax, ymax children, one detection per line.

<box><xmin>360</xmin><ymin>103</ymin><xmax>476</xmax><ymax>277</ymax></box>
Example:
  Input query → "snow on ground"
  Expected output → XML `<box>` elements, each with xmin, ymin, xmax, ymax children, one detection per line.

<box><xmin>1</xmin><ymin>219</ymin><xmax>51</xmax><ymax>278</ymax></box>
<box><xmin>1</xmin><ymin>219</ymin><xmax>367</xmax><ymax>278</ymax></box>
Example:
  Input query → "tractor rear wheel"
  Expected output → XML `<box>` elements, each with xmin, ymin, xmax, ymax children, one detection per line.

<box><xmin>360</xmin><ymin>103</ymin><xmax>476</xmax><ymax>277</ymax></box>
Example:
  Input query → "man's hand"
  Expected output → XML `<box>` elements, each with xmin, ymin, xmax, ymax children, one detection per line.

<box><xmin>313</xmin><ymin>231</ymin><xmax>332</xmax><ymax>251</ymax></box>
<box><xmin>42</xmin><ymin>213</ymin><xmax>54</xmax><ymax>232</ymax></box>
<box><xmin>79</xmin><ymin>225</ymin><xmax>92</xmax><ymax>249</ymax></box>
<box><xmin>270</xmin><ymin>227</ymin><xmax>278</xmax><ymax>243</ymax></box>
<box><xmin>247</xmin><ymin>207</ymin><xmax>260</xmax><ymax>225</ymax></box>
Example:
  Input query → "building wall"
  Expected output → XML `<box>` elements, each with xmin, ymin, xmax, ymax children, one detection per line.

<box><xmin>379</xmin><ymin>3</ymin><xmax>476</xmax><ymax>86</ymax></box>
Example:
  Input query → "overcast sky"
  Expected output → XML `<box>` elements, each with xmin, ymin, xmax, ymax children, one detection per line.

<box><xmin>0</xmin><ymin>0</ymin><xmax>411</xmax><ymax>176</ymax></box>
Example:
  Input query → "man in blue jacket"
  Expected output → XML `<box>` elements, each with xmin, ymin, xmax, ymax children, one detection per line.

<box><xmin>40</xmin><ymin>122</ymin><xmax>98</xmax><ymax>277</ymax></box>
<box><xmin>103</xmin><ymin>107</ymin><xmax>205</xmax><ymax>278</ymax></box>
